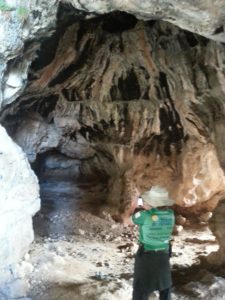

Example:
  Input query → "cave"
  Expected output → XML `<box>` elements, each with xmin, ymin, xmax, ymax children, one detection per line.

<box><xmin>1</xmin><ymin>1</ymin><xmax>225</xmax><ymax>299</ymax></box>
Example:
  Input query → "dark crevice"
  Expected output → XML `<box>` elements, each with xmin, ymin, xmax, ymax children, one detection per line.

<box><xmin>69</xmin><ymin>131</ymin><xmax>77</xmax><ymax>141</ymax></box>
<box><xmin>159</xmin><ymin>105</ymin><xmax>184</xmax><ymax>155</ymax></box>
<box><xmin>31</xmin><ymin>95</ymin><xmax>59</xmax><ymax>118</ymax></box>
<box><xmin>102</xmin><ymin>11</ymin><xmax>137</xmax><ymax>33</ymax></box>
<box><xmin>30</xmin><ymin>32</ymin><xmax>60</xmax><ymax>72</ymax></box>
<box><xmin>184</xmin><ymin>31</ymin><xmax>199</xmax><ymax>48</ymax></box>
<box><xmin>62</xmin><ymin>88</ymin><xmax>70</xmax><ymax>101</ymax></box>
<box><xmin>147</xmin><ymin>20</ymin><xmax>157</xmax><ymax>28</ymax></box>
<box><xmin>100</xmin><ymin>120</ymin><xmax>111</xmax><ymax>130</ymax></box>
<box><xmin>159</xmin><ymin>72</ymin><xmax>172</xmax><ymax>100</ymax></box>
<box><xmin>214</xmin><ymin>26</ymin><xmax>224</xmax><ymax>35</ymax></box>
<box><xmin>117</xmin><ymin>69</ymin><xmax>141</xmax><ymax>101</ymax></box>
<box><xmin>110</xmin><ymin>69</ymin><xmax>141</xmax><ymax>101</ymax></box>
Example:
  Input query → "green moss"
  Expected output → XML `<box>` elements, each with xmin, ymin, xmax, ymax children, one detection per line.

<box><xmin>17</xmin><ymin>6</ymin><xmax>28</xmax><ymax>18</ymax></box>
<box><xmin>0</xmin><ymin>0</ymin><xmax>11</xmax><ymax>11</ymax></box>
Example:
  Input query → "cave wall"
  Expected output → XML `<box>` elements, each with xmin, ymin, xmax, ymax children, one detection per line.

<box><xmin>2</xmin><ymin>16</ymin><xmax>225</xmax><ymax>220</ymax></box>
<box><xmin>0</xmin><ymin>125</ymin><xmax>40</xmax><ymax>265</ymax></box>
<box><xmin>0</xmin><ymin>125</ymin><xmax>40</xmax><ymax>298</ymax></box>
<box><xmin>0</xmin><ymin>1</ymin><xmax>225</xmax><ymax>295</ymax></box>
<box><xmin>65</xmin><ymin>0</ymin><xmax>225</xmax><ymax>42</ymax></box>
<box><xmin>0</xmin><ymin>1</ymin><xmax>59</xmax><ymax>296</ymax></box>
<box><xmin>1</xmin><ymin>1</ymin><xmax>225</xmax><ymax>111</ymax></box>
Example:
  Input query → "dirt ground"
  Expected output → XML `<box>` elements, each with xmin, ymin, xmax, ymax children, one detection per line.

<box><xmin>16</xmin><ymin>179</ymin><xmax>224</xmax><ymax>300</ymax></box>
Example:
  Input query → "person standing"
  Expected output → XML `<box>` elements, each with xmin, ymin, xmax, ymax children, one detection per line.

<box><xmin>132</xmin><ymin>187</ymin><xmax>175</xmax><ymax>300</ymax></box>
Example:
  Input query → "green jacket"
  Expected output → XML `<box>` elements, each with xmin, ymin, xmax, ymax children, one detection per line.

<box><xmin>132</xmin><ymin>208</ymin><xmax>174</xmax><ymax>251</ymax></box>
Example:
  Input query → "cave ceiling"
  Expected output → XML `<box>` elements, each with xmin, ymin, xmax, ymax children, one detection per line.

<box><xmin>64</xmin><ymin>0</ymin><xmax>225</xmax><ymax>42</ymax></box>
<box><xmin>1</xmin><ymin>6</ymin><xmax>225</xmax><ymax>220</ymax></box>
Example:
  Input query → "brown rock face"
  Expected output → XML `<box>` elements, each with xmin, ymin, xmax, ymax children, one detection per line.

<box><xmin>1</xmin><ymin>13</ymin><xmax>225</xmax><ymax>221</ymax></box>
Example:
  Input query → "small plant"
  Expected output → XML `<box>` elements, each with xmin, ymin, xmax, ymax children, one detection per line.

<box><xmin>0</xmin><ymin>0</ymin><xmax>12</xmax><ymax>11</ymax></box>
<box><xmin>17</xmin><ymin>6</ymin><xmax>28</xmax><ymax>18</ymax></box>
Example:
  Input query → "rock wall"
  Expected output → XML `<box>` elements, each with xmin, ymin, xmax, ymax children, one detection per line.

<box><xmin>0</xmin><ymin>134</ymin><xmax>39</xmax><ymax>264</ymax></box>
<box><xmin>2</xmin><ymin>16</ymin><xmax>225</xmax><ymax>220</ymax></box>
<box><xmin>0</xmin><ymin>1</ymin><xmax>225</xmax><ymax>295</ymax></box>
<box><xmin>0</xmin><ymin>1</ymin><xmax>58</xmax><ymax>297</ymax></box>
<box><xmin>0</xmin><ymin>125</ymin><xmax>40</xmax><ymax>298</ymax></box>
<box><xmin>0</xmin><ymin>0</ymin><xmax>59</xmax><ymax>109</ymax></box>
<box><xmin>66</xmin><ymin>0</ymin><xmax>225</xmax><ymax>42</ymax></box>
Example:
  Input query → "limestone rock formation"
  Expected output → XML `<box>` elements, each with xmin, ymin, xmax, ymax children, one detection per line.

<box><xmin>0</xmin><ymin>0</ymin><xmax>58</xmax><ymax>108</ymax></box>
<box><xmin>0</xmin><ymin>1</ymin><xmax>225</xmax><ymax>296</ymax></box>
<box><xmin>0</xmin><ymin>124</ymin><xmax>40</xmax><ymax>297</ymax></box>
<box><xmin>66</xmin><ymin>0</ymin><xmax>225</xmax><ymax>42</ymax></box>
<box><xmin>2</xmin><ymin>16</ymin><xmax>225</xmax><ymax>220</ymax></box>
<box><xmin>0</xmin><ymin>125</ymin><xmax>40</xmax><ymax>264</ymax></box>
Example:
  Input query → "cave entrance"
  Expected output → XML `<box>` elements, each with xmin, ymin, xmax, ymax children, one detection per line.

<box><xmin>0</xmin><ymin>3</ymin><xmax>224</xmax><ymax>299</ymax></box>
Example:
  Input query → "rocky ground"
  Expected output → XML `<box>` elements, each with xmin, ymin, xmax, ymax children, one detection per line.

<box><xmin>14</xmin><ymin>179</ymin><xmax>225</xmax><ymax>300</ymax></box>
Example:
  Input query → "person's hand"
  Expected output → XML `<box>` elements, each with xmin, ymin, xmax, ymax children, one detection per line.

<box><xmin>133</xmin><ymin>206</ymin><xmax>145</xmax><ymax>214</ymax></box>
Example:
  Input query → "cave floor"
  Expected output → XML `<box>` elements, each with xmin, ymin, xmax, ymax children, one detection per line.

<box><xmin>17</xmin><ymin>178</ymin><xmax>225</xmax><ymax>300</ymax></box>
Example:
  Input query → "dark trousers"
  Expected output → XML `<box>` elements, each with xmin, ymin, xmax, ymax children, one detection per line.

<box><xmin>132</xmin><ymin>282</ymin><xmax>171</xmax><ymax>300</ymax></box>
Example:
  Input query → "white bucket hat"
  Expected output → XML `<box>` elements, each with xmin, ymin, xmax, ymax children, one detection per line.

<box><xmin>142</xmin><ymin>186</ymin><xmax>174</xmax><ymax>207</ymax></box>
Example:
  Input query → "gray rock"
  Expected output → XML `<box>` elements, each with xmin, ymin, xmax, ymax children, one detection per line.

<box><xmin>0</xmin><ymin>125</ymin><xmax>40</xmax><ymax>268</ymax></box>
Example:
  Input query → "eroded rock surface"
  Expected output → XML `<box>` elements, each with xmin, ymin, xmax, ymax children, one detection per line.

<box><xmin>1</xmin><ymin>16</ymin><xmax>225</xmax><ymax>220</ymax></box>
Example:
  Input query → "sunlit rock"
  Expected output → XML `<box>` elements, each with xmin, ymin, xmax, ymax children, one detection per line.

<box><xmin>0</xmin><ymin>125</ymin><xmax>40</xmax><ymax>266</ymax></box>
